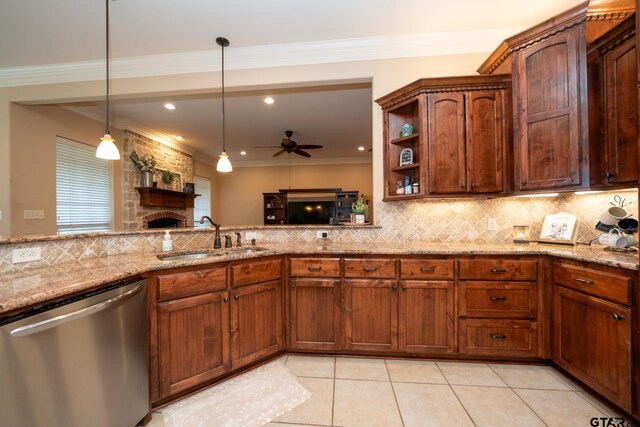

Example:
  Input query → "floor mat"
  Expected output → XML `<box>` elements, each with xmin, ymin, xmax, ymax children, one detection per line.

<box><xmin>162</xmin><ymin>359</ymin><xmax>311</xmax><ymax>427</ymax></box>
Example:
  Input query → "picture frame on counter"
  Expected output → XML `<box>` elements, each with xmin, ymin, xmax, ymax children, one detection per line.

<box><xmin>538</xmin><ymin>212</ymin><xmax>578</xmax><ymax>245</ymax></box>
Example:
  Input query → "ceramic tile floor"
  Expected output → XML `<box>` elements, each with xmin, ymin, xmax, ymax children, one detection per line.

<box><xmin>147</xmin><ymin>355</ymin><xmax>626</xmax><ymax>427</ymax></box>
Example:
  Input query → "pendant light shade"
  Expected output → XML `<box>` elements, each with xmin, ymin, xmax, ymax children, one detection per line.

<box><xmin>215</xmin><ymin>36</ymin><xmax>232</xmax><ymax>173</ymax></box>
<box><xmin>96</xmin><ymin>0</ymin><xmax>120</xmax><ymax>160</ymax></box>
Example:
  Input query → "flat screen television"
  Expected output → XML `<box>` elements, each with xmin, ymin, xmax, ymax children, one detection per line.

<box><xmin>287</xmin><ymin>200</ymin><xmax>335</xmax><ymax>224</ymax></box>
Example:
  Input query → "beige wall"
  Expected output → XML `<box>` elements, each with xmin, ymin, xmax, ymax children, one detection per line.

<box><xmin>217</xmin><ymin>162</ymin><xmax>372</xmax><ymax>225</ymax></box>
<box><xmin>0</xmin><ymin>52</ymin><xmax>489</xmax><ymax>237</ymax></box>
<box><xmin>9</xmin><ymin>104</ymin><xmax>124</xmax><ymax>236</ymax></box>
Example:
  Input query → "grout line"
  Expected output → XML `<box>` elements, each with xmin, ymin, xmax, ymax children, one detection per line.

<box><xmin>574</xmin><ymin>391</ymin><xmax>616</xmax><ymax>418</ymax></box>
<box><xmin>509</xmin><ymin>387</ymin><xmax>550</xmax><ymax>427</ymax></box>
<box><xmin>436</xmin><ymin>362</ymin><xmax>477</xmax><ymax>427</ymax></box>
<box><xmin>385</xmin><ymin>359</ymin><xmax>406</xmax><ymax>427</ymax></box>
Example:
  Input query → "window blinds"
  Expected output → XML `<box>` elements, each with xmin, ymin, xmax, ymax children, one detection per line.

<box><xmin>193</xmin><ymin>175</ymin><xmax>211</xmax><ymax>227</ymax></box>
<box><xmin>56</xmin><ymin>137</ymin><xmax>113</xmax><ymax>234</ymax></box>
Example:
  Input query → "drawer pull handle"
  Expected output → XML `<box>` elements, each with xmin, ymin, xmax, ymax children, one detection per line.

<box><xmin>490</xmin><ymin>334</ymin><xmax>507</xmax><ymax>340</ymax></box>
<box><xmin>307</xmin><ymin>266</ymin><xmax>322</xmax><ymax>271</ymax></box>
<box><xmin>491</xmin><ymin>268</ymin><xmax>507</xmax><ymax>273</ymax></box>
<box><xmin>489</xmin><ymin>296</ymin><xmax>506</xmax><ymax>301</ymax></box>
<box><xmin>223</xmin><ymin>297</ymin><xmax>229</xmax><ymax>303</ymax></box>
<box><xmin>573</xmin><ymin>277</ymin><xmax>594</xmax><ymax>285</ymax></box>
<box><xmin>612</xmin><ymin>313</ymin><xmax>624</xmax><ymax>321</ymax></box>
<box><xmin>420</xmin><ymin>267</ymin><xmax>436</xmax><ymax>272</ymax></box>
<box><xmin>363</xmin><ymin>267</ymin><xmax>379</xmax><ymax>272</ymax></box>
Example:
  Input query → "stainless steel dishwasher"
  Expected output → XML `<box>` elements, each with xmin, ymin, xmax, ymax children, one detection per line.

<box><xmin>0</xmin><ymin>279</ymin><xmax>149</xmax><ymax>427</ymax></box>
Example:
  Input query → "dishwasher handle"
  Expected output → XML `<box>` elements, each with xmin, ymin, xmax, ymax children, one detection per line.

<box><xmin>10</xmin><ymin>284</ymin><xmax>144</xmax><ymax>338</ymax></box>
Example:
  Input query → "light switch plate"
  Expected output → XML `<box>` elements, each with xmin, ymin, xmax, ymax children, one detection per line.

<box><xmin>24</xmin><ymin>210</ymin><xmax>45</xmax><ymax>220</ymax></box>
<box><xmin>12</xmin><ymin>247</ymin><xmax>42</xmax><ymax>264</ymax></box>
<box><xmin>487</xmin><ymin>217</ymin><xmax>498</xmax><ymax>231</ymax></box>
<box><xmin>316</xmin><ymin>230</ymin><xmax>329</xmax><ymax>239</ymax></box>
<box><xmin>0</xmin><ymin>210</ymin><xmax>3</xmax><ymax>221</ymax></box>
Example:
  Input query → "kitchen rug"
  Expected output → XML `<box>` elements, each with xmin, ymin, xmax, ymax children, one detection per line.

<box><xmin>162</xmin><ymin>358</ymin><xmax>311</xmax><ymax>427</ymax></box>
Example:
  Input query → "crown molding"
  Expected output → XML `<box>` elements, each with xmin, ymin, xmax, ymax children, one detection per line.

<box><xmin>0</xmin><ymin>28</ymin><xmax>518</xmax><ymax>88</ymax></box>
<box><xmin>230</xmin><ymin>157</ymin><xmax>372</xmax><ymax>168</ymax></box>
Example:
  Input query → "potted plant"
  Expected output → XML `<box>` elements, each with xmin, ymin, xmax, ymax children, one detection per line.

<box><xmin>352</xmin><ymin>197</ymin><xmax>367</xmax><ymax>224</ymax></box>
<box><xmin>129</xmin><ymin>150</ymin><xmax>157</xmax><ymax>187</ymax></box>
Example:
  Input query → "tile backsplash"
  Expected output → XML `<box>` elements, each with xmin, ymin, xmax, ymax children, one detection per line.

<box><xmin>0</xmin><ymin>190</ymin><xmax>636</xmax><ymax>274</ymax></box>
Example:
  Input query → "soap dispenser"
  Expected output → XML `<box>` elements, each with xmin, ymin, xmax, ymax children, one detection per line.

<box><xmin>162</xmin><ymin>231</ymin><xmax>173</xmax><ymax>252</ymax></box>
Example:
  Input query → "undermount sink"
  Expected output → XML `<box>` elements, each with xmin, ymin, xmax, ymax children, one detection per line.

<box><xmin>157</xmin><ymin>247</ymin><xmax>268</xmax><ymax>261</ymax></box>
<box><xmin>157</xmin><ymin>251</ymin><xmax>224</xmax><ymax>262</ymax></box>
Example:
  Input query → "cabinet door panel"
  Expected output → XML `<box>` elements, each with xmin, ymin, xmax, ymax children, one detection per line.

<box><xmin>231</xmin><ymin>280</ymin><xmax>283</xmax><ymax>369</ymax></box>
<box><xmin>344</xmin><ymin>279</ymin><xmax>398</xmax><ymax>352</ymax></box>
<box><xmin>515</xmin><ymin>27</ymin><xmax>585</xmax><ymax>190</ymax></box>
<box><xmin>158</xmin><ymin>292</ymin><xmax>230</xmax><ymax>398</ymax></box>
<box><xmin>428</xmin><ymin>93</ymin><xmax>466</xmax><ymax>193</ymax></box>
<box><xmin>605</xmin><ymin>38</ymin><xmax>638</xmax><ymax>184</ymax></box>
<box><xmin>552</xmin><ymin>286</ymin><xmax>631</xmax><ymax>411</ymax></box>
<box><xmin>289</xmin><ymin>279</ymin><xmax>342</xmax><ymax>350</ymax></box>
<box><xmin>399</xmin><ymin>280</ymin><xmax>454</xmax><ymax>354</ymax></box>
<box><xmin>466</xmin><ymin>91</ymin><xmax>504</xmax><ymax>193</ymax></box>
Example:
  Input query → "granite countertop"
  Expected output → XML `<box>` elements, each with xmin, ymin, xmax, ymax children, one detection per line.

<box><xmin>0</xmin><ymin>242</ymin><xmax>637</xmax><ymax>317</ymax></box>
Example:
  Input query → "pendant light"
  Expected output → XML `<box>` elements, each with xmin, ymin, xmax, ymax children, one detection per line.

<box><xmin>96</xmin><ymin>0</ymin><xmax>120</xmax><ymax>160</ymax></box>
<box><xmin>216</xmin><ymin>36</ymin><xmax>232</xmax><ymax>172</ymax></box>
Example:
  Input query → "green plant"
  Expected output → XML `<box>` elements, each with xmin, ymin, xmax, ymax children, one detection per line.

<box><xmin>129</xmin><ymin>150</ymin><xmax>156</xmax><ymax>172</ymax></box>
<box><xmin>162</xmin><ymin>170</ymin><xmax>175</xmax><ymax>185</ymax></box>
<box><xmin>352</xmin><ymin>198</ymin><xmax>367</xmax><ymax>215</ymax></box>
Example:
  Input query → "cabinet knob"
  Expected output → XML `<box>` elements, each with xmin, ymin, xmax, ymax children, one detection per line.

<box><xmin>521</xmin><ymin>180</ymin><xmax>527</xmax><ymax>185</ymax></box>
<box><xmin>489</xmin><ymin>296</ymin><xmax>506</xmax><ymax>301</ymax></box>
<box><xmin>612</xmin><ymin>313</ymin><xmax>624</xmax><ymax>321</ymax></box>
<box><xmin>470</xmin><ymin>183</ymin><xmax>476</xmax><ymax>189</ymax></box>
<box><xmin>290</xmin><ymin>284</ymin><xmax>296</xmax><ymax>289</ymax></box>
<box><xmin>234</xmin><ymin>295</ymin><xmax>239</xmax><ymax>301</ymax></box>
<box><xmin>223</xmin><ymin>297</ymin><xmax>229</xmax><ymax>303</ymax></box>
<box><xmin>490</xmin><ymin>334</ymin><xmax>507</xmax><ymax>340</ymax></box>
<box><xmin>392</xmin><ymin>285</ymin><xmax>398</xmax><ymax>291</ymax></box>
<box><xmin>605</xmin><ymin>172</ymin><xmax>614</xmax><ymax>179</ymax></box>
<box><xmin>401</xmin><ymin>285</ymin><xmax>407</xmax><ymax>291</ymax></box>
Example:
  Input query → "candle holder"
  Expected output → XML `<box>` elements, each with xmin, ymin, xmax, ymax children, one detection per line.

<box><xmin>513</xmin><ymin>225</ymin><xmax>531</xmax><ymax>243</ymax></box>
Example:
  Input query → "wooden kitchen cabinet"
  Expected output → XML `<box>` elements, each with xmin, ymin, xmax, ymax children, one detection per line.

<box><xmin>343</xmin><ymin>279</ymin><xmax>398</xmax><ymax>352</ymax></box>
<box><xmin>376</xmin><ymin>75</ymin><xmax>511</xmax><ymax>199</ymax></box>
<box><xmin>589</xmin><ymin>15</ymin><xmax>638</xmax><ymax>188</ymax></box>
<box><xmin>553</xmin><ymin>285</ymin><xmax>632</xmax><ymax>411</ymax></box>
<box><xmin>289</xmin><ymin>278</ymin><xmax>342</xmax><ymax>350</ymax></box>
<box><xmin>399</xmin><ymin>280</ymin><xmax>454</xmax><ymax>354</ymax></box>
<box><xmin>231</xmin><ymin>280</ymin><xmax>283</xmax><ymax>369</ymax></box>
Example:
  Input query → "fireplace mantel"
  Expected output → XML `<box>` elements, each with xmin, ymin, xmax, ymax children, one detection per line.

<box><xmin>135</xmin><ymin>187</ymin><xmax>199</xmax><ymax>208</ymax></box>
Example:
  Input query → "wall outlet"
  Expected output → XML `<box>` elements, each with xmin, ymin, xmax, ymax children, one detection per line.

<box><xmin>245</xmin><ymin>231</ymin><xmax>257</xmax><ymax>241</ymax></box>
<box><xmin>12</xmin><ymin>247</ymin><xmax>42</xmax><ymax>264</ymax></box>
<box><xmin>487</xmin><ymin>217</ymin><xmax>498</xmax><ymax>231</ymax></box>
<box><xmin>24</xmin><ymin>210</ymin><xmax>45</xmax><ymax>220</ymax></box>
<box><xmin>317</xmin><ymin>230</ymin><xmax>329</xmax><ymax>239</ymax></box>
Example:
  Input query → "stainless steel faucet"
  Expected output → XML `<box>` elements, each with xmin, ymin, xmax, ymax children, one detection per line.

<box><xmin>235</xmin><ymin>232</ymin><xmax>242</xmax><ymax>247</ymax></box>
<box><xmin>199</xmin><ymin>216</ymin><xmax>222</xmax><ymax>249</ymax></box>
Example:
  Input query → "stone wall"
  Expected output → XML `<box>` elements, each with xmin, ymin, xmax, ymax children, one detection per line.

<box><xmin>122</xmin><ymin>130</ymin><xmax>194</xmax><ymax>229</ymax></box>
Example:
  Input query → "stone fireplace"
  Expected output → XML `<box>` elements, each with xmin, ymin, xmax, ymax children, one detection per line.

<box><xmin>122</xmin><ymin>130</ymin><xmax>194</xmax><ymax>229</ymax></box>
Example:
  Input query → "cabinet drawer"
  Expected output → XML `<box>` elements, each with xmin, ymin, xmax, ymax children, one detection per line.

<box><xmin>399</xmin><ymin>259</ymin><xmax>454</xmax><ymax>279</ymax></box>
<box><xmin>344</xmin><ymin>258</ymin><xmax>396</xmax><ymax>278</ymax></box>
<box><xmin>290</xmin><ymin>258</ymin><xmax>340</xmax><ymax>277</ymax></box>
<box><xmin>158</xmin><ymin>267</ymin><xmax>227</xmax><ymax>301</ymax></box>
<box><xmin>459</xmin><ymin>319</ymin><xmax>538</xmax><ymax>357</ymax></box>
<box><xmin>553</xmin><ymin>263</ymin><xmax>631</xmax><ymax>305</ymax></box>
<box><xmin>459</xmin><ymin>282</ymin><xmax>537</xmax><ymax>318</ymax></box>
<box><xmin>458</xmin><ymin>259</ymin><xmax>537</xmax><ymax>281</ymax></box>
<box><xmin>232</xmin><ymin>259</ymin><xmax>281</xmax><ymax>287</ymax></box>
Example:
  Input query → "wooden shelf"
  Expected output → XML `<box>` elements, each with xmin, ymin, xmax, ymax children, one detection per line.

<box><xmin>390</xmin><ymin>134</ymin><xmax>419</xmax><ymax>145</ymax></box>
<box><xmin>391</xmin><ymin>163</ymin><xmax>420</xmax><ymax>172</ymax></box>
<box><xmin>136</xmin><ymin>187</ymin><xmax>199</xmax><ymax>208</ymax></box>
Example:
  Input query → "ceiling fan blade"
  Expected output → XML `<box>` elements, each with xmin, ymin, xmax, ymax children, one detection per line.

<box><xmin>253</xmin><ymin>146</ymin><xmax>283</xmax><ymax>149</ymax></box>
<box><xmin>296</xmin><ymin>144</ymin><xmax>323</xmax><ymax>149</ymax></box>
<box><xmin>273</xmin><ymin>150</ymin><xmax>286</xmax><ymax>157</ymax></box>
<box><xmin>293</xmin><ymin>149</ymin><xmax>311</xmax><ymax>158</ymax></box>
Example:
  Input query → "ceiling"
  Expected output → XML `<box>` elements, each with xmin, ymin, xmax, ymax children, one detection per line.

<box><xmin>3</xmin><ymin>0</ymin><xmax>586</xmax><ymax>166</ymax></box>
<box><xmin>67</xmin><ymin>84</ymin><xmax>373</xmax><ymax>165</ymax></box>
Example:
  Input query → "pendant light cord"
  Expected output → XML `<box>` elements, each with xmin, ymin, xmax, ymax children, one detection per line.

<box><xmin>221</xmin><ymin>43</ymin><xmax>225</xmax><ymax>152</ymax></box>
<box><xmin>105</xmin><ymin>0</ymin><xmax>110</xmax><ymax>135</ymax></box>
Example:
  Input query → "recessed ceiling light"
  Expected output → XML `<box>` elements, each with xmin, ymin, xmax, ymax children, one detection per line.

<box><xmin>264</xmin><ymin>97</ymin><xmax>274</xmax><ymax>105</ymax></box>
<box><xmin>240</xmin><ymin>151</ymin><xmax>247</xmax><ymax>156</ymax></box>
<box><xmin>358</xmin><ymin>146</ymin><xmax>365</xmax><ymax>151</ymax></box>
<box><xmin>164</xmin><ymin>103</ymin><xmax>176</xmax><ymax>110</ymax></box>
<box><xmin>173</xmin><ymin>135</ymin><xmax>184</xmax><ymax>141</ymax></box>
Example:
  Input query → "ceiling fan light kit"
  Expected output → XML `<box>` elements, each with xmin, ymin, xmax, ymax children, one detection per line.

<box><xmin>215</xmin><ymin>36</ymin><xmax>232</xmax><ymax>173</ymax></box>
<box><xmin>96</xmin><ymin>0</ymin><xmax>120</xmax><ymax>160</ymax></box>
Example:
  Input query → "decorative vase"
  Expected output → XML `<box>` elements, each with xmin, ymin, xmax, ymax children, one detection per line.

<box><xmin>141</xmin><ymin>171</ymin><xmax>153</xmax><ymax>187</ymax></box>
<box><xmin>401</xmin><ymin>123</ymin><xmax>414</xmax><ymax>137</ymax></box>
<box><xmin>355</xmin><ymin>214</ymin><xmax>365</xmax><ymax>224</ymax></box>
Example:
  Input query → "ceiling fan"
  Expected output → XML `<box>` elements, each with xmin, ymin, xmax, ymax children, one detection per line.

<box><xmin>255</xmin><ymin>130</ymin><xmax>323</xmax><ymax>158</ymax></box>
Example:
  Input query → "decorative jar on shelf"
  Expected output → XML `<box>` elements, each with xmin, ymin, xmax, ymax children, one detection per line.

<box><xmin>141</xmin><ymin>171</ymin><xmax>153</xmax><ymax>187</ymax></box>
